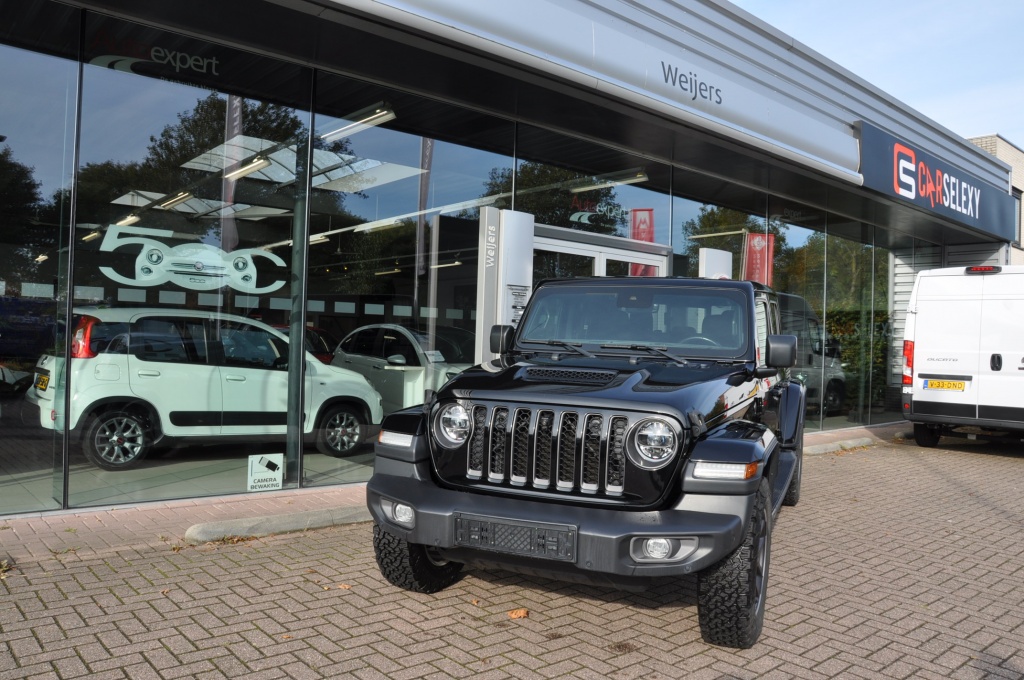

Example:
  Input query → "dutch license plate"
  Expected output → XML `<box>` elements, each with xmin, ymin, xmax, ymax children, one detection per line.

<box><xmin>923</xmin><ymin>379</ymin><xmax>965</xmax><ymax>391</ymax></box>
<box><xmin>454</xmin><ymin>513</ymin><xmax>577</xmax><ymax>562</ymax></box>
<box><xmin>35</xmin><ymin>374</ymin><xmax>49</xmax><ymax>390</ymax></box>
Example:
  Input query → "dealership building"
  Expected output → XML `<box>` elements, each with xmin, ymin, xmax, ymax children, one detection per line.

<box><xmin>0</xmin><ymin>0</ymin><xmax>1019</xmax><ymax>515</ymax></box>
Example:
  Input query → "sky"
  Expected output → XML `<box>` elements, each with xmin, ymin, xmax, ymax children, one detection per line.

<box><xmin>727</xmin><ymin>0</ymin><xmax>1024</xmax><ymax>149</ymax></box>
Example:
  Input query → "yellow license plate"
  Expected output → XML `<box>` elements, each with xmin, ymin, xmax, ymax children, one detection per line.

<box><xmin>35</xmin><ymin>374</ymin><xmax>49</xmax><ymax>390</ymax></box>
<box><xmin>923</xmin><ymin>379</ymin><xmax>965</xmax><ymax>391</ymax></box>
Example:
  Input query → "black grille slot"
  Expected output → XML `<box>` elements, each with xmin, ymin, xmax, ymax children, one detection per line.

<box><xmin>467</xmin><ymin>406</ymin><xmax>488</xmax><ymax>478</ymax></box>
<box><xmin>510</xmin><ymin>409</ymin><xmax>531</xmax><ymax>485</ymax></box>
<box><xmin>581</xmin><ymin>415</ymin><xmax>603</xmax><ymax>492</ymax></box>
<box><xmin>489</xmin><ymin>407</ymin><xmax>509</xmax><ymax>481</ymax></box>
<box><xmin>556</xmin><ymin>412</ymin><xmax>579</xmax><ymax>490</ymax></box>
<box><xmin>534</xmin><ymin>411</ymin><xmax>554</xmax><ymax>487</ymax></box>
<box><xmin>523</xmin><ymin>367</ymin><xmax>616</xmax><ymax>385</ymax></box>
<box><xmin>607</xmin><ymin>416</ymin><xmax>628</xmax><ymax>492</ymax></box>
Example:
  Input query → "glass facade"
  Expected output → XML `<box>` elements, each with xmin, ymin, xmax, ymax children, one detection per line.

<box><xmin>0</xmin><ymin>0</ymin><xmax>942</xmax><ymax>515</ymax></box>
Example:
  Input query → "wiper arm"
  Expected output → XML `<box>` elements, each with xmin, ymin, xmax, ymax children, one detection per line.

<box><xmin>535</xmin><ymin>340</ymin><xmax>595</xmax><ymax>358</ymax></box>
<box><xmin>600</xmin><ymin>344</ymin><xmax>688</xmax><ymax>365</ymax></box>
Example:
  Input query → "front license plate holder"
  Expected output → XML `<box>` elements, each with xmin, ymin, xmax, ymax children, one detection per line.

<box><xmin>454</xmin><ymin>513</ymin><xmax>577</xmax><ymax>562</ymax></box>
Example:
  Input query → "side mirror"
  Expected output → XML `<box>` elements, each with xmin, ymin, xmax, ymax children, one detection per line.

<box><xmin>386</xmin><ymin>354</ymin><xmax>407</xmax><ymax>366</ymax></box>
<box><xmin>490</xmin><ymin>324</ymin><xmax>515</xmax><ymax>355</ymax></box>
<box><xmin>765</xmin><ymin>334</ymin><xmax>798</xmax><ymax>369</ymax></box>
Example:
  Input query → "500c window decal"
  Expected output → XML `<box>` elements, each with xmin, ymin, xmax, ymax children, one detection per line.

<box><xmin>97</xmin><ymin>225</ymin><xmax>287</xmax><ymax>294</ymax></box>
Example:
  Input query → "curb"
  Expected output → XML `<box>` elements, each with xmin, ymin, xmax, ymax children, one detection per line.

<box><xmin>185</xmin><ymin>505</ymin><xmax>372</xmax><ymax>544</ymax></box>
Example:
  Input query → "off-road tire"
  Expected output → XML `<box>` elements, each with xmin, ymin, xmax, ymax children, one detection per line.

<box><xmin>82</xmin><ymin>409</ymin><xmax>151</xmax><ymax>471</ymax></box>
<box><xmin>372</xmin><ymin>523</ymin><xmax>463</xmax><ymax>593</ymax></box>
<box><xmin>697</xmin><ymin>476</ymin><xmax>772</xmax><ymax>648</ymax></box>
<box><xmin>316</xmin><ymin>404</ymin><xmax>365</xmax><ymax>456</ymax></box>
<box><xmin>913</xmin><ymin>423</ymin><xmax>941</xmax><ymax>448</ymax></box>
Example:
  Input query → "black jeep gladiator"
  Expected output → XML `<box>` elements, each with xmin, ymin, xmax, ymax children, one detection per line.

<box><xmin>367</xmin><ymin>277</ymin><xmax>805</xmax><ymax>648</ymax></box>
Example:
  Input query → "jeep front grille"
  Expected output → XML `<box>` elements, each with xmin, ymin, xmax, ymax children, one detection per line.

<box><xmin>464</xmin><ymin>404</ymin><xmax>628</xmax><ymax>497</ymax></box>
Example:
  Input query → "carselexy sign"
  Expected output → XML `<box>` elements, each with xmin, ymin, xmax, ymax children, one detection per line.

<box><xmin>859</xmin><ymin>122</ymin><xmax>1015</xmax><ymax>240</ymax></box>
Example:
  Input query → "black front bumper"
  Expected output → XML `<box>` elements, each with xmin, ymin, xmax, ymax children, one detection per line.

<box><xmin>367</xmin><ymin>454</ymin><xmax>755</xmax><ymax>584</ymax></box>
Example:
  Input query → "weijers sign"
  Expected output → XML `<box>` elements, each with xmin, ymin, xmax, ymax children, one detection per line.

<box><xmin>859</xmin><ymin>122</ymin><xmax>1014</xmax><ymax>240</ymax></box>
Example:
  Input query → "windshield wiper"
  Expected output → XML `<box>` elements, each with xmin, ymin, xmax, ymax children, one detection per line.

<box><xmin>600</xmin><ymin>344</ymin><xmax>688</xmax><ymax>365</ymax></box>
<box><xmin>534</xmin><ymin>340</ymin><xmax>595</xmax><ymax>358</ymax></box>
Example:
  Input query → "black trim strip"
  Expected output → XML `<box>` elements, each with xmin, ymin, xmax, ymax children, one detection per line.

<box><xmin>912</xmin><ymin>401</ymin><xmax>975</xmax><ymax>418</ymax></box>
<box><xmin>918</xmin><ymin>374</ymin><xmax>973</xmax><ymax>381</ymax></box>
<box><xmin>978</xmin><ymin>405</ymin><xmax>1024</xmax><ymax>422</ymax></box>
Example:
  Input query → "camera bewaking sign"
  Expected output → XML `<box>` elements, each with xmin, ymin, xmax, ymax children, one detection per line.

<box><xmin>248</xmin><ymin>454</ymin><xmax>284</xmax><ymax>492</ymax></box>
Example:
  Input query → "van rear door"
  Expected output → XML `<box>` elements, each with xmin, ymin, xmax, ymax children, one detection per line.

<box><xmin>911</xmin><ymin>272</ymin><xmax>982</xmax><ymax>420</ymax></box>
<box><xmin>977</xmin><ymin>270</ymin><xmax>1024</xmax><ymax>425</ymax></box>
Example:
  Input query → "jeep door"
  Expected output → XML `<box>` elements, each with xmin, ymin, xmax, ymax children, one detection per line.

<box><xmin>216</xmin><ymin>319</ymin><xmax>301</xmax><ymax>435</ymax></box>
<box><xmin>126</xmin><ymin>315</ymin><xmax>222</xmax><ymax>436</ymax></box>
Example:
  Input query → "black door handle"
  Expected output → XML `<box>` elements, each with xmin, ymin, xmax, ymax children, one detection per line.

<box><xmin>991</xmin><ymin>354</ymin><xmax>1002</xmax><ymax>371</ymax></box>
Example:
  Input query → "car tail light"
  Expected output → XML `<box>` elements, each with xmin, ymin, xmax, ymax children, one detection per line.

<box><xmin>70</xmin><ymin>316</ymin><xmax>99</xmax><ymax>359</ymax></box>
<box><xmin>902</xmin><ymin>340</ymin><xmax>914</xmax><ymax>385</ymax></box>
<box><xmin>965</xmin><ymin>265</ymin><xmax>1001</xmax><ymax>274</ymax></box>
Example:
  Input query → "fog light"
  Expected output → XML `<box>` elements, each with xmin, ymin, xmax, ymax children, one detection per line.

<box><xmin>380</xmin><ymin>499</ymin><xmax>415</xmax><ymax>528</ymax></box>
<box><xmin>393</xmin><ymin>503</ymin><xmax>414</xmax><ymax>525</ymax></box>
<box><xmin>644</xmin><ymin>538</ymin><xmax>672</xmax><ymax>560</ymax></box>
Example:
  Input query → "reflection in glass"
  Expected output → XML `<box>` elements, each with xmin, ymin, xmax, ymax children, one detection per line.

<box><xmin>66</xmin><ymin>14</ymin><xmax>316</xmax><ymax>506</ymax></box>
<box><xmin>0</xmin><ymin>34</ymin><xmax>78</xmax><ymax>514</ymax></box>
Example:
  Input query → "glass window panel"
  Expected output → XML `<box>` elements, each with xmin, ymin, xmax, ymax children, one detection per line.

<box><xmin>304</xmin><ymin>71</ymin><xmax>515</xmax><ymax>487</ymax></box>
<box><xmin>68</xmin><ymin>13</ymin><xmax>311</xmax><ymax>506</ymax></box>
<box><xmin>512</xmin><ymin>125</ymin><xmax>671</xmax><ymax>244</ymax></box>
<box><xmin>0</xmin><ymin>0</ymin><xmax>80</xmax><ymax>515</ymax></box>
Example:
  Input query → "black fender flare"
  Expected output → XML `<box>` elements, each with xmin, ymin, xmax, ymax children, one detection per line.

<box><xmin>777</xmin><ymin>381</ymin><xmax>806</xmax><ymax>450</ymax></box>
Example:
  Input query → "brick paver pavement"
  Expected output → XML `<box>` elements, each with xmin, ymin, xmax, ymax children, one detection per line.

<box><xmin>2</xmin><ymin>433</ymin><xmax>1024</xmax><ymax>679</ymax></box>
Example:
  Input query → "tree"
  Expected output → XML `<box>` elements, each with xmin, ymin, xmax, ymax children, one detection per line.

<box><xmin>678</xmin><ymin>205</ymin><xmax>787</xmax><ymax>279</ymax></box>
<box><xmin>481</xmin><ymin>162</ymin><xmax>626</xmax><ymax>236</ymax></box>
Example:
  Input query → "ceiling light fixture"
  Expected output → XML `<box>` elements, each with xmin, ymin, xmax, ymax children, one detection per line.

<box><xmin>81</xmin><ymin>231</ymin><xmax>102</xmax><ymax>242</ymax></box>
<box><xmin>158</xmin><ymin>191</ymin><xmax>192</xmax><ymax>209</ymax></box>
<box><xmin>309</xmin><ymin>234</ymin><xmax>330</xmax><ymax>245</ymax></box>
<box><xmin>34</xmin><ymin>254</ymin><xmax>48</xmax><ymax>263</ymax></box>
<box><xmin>223</xmin><ymin>155</ymin><xmax>271</xmax><ymax>181</ymax></box>
<box><xmin>569</xmin><ymin>168</ymin><xmax>649</xmax><ymax>193</ymax></box>
<box><xmin>319</xmin><ymin>102</ymin><xmax>396</xmax><ymax>142</ymax></box>
<box><xmin>430</xmin><ymin>260</ymin><xmax>462</xmax><ymax>269</ymax></box>
<box><xmin>115</xmin><ymin>214</ymin><xmax>140</xmax><ymax>226</ymax></box>
<box><xmin>374</xmin><ymin>268</ymin><xmax>401</xmax><ymax>276</ymax></box>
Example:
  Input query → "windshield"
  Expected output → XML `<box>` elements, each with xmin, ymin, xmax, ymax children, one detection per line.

<box><xmin>518</xmin><ymin>284</ymin><xmax>750</xmax><ymax>358</ymax></box>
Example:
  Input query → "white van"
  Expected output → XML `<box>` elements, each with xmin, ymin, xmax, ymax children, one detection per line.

<box><xmin>901</xmin><ymin>265</ymin><xmax>1024</xmax><ymax>446</ymax></box>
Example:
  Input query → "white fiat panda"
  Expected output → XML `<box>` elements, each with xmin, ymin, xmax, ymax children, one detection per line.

<box><xmin>25</xmin><ymin>307</ymin><xmax>383</xmax><ymax>470</ymax></box>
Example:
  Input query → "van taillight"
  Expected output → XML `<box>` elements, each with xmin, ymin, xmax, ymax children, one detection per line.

<box><xmin>965</xmin><ymin>265</ymin><xmax>1001</xmax><ymax>274</ymax></box>
<box><xmin>902</xmin><ymin>340</ymin><xmax>914</xmax><ymax>385</ymax></box>
<box><xmin>70</xmin><ymin>316</ymin><xmax>99</xmax><ymax>358</ymax></box>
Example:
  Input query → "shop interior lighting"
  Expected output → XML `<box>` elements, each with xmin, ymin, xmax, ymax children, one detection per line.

<box><xmin>34</xmin><ymin>254</ymin><xmax>48</xmax><ymax>263</ymax></box>
<box><xmin>223</xmin><ymin>155</ymin><xmax>271</xmax><ymax>180</ymax></box>
<box><xmin>430</xmin><ymin>260</ymin><xmax>462</xmax><ymax>269</ymax></box>
<box><xmin>569</xmin><ymin>167</ymin><xmax>648</xmax><ymax>193</ymax></box>
<box><xmin>158</xmin><ymin>191</ymin><xmax>192</xmax><ymax>209</ymax></box>
<box><xmin>115</xmin><ymin>214</ymin><xmax>140</xmax><ymax>226</ymax></box>
<box><xmin>374</xmin><ymin>268</ymin><xmax>401</xmax><ymax>276</ymax></box>
<box><xmin>81</xmin><ymin>230</ymin><xmax>102</xmax><ymax>242</ymax></box>
<box><xmin>319</xmin><ymin>102</ymin><xmax>396</xmax><ymax>142</ymax></box>
<box><xmin>309</xmin><ymin>234</ymin><xmax>330</xmax><ymax>245</ymax></box>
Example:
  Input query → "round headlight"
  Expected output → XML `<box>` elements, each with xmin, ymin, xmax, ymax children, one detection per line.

<box><xmin>437</xmin><ymin>403</ymin><xmax>470</xmax><ymax>447</ymax></box>
<box><xmin>631</xmin><ymin>418</ymin><xmax>678</xmax><ymax>469</ymax></box>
